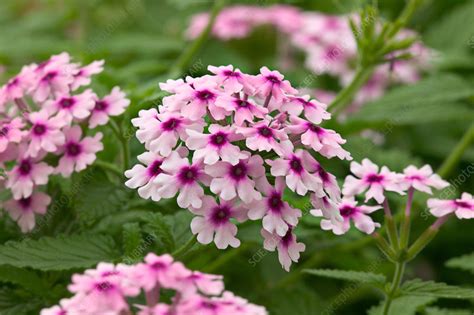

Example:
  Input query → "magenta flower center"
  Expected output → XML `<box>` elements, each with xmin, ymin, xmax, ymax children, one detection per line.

<box><xmin>289</xmin><ymin>156</ymin><xmax>303</xmax><ymax>173</ymax></box>
<box><xmin>201</xmin><ymin>301</ymin><xmax>219</xmax><ymax>310</ymax></box>
<box><xmin>18</xmin><ymin>197</ymin><xmax>32</xmax><ymax>209</ymax></box>
<box><xmin>32</xmin><ymin>123</ymin><xmax>47</xmax><ymax>136</ymax></box>
<box><xmin>266</xmin><ymin>75</ymin><xmax>280</xmax><ymax>84</ymax></box>
<box><xmin>210</xmin><ymin>132</ymin><xmax>228</xmax><ymax>147</ymax></box>
<box><xmin>18</xmin><ymin>160</ymin><xmax>32</xmax><ymax>176</ymax></box>
<box><xmin>235</xmin><ymin>99</ymin><xmax>250</xmax><ymax>108</ymax></box>
<box><xmin>151</xmin><ymin>261</ymin><xmax>166</xmax><ymax>269</ymax></box>
<box><xmin>179</xmin><ymin>166</ymin><xmax>199</xmax><ymax>184</ymax></box>
<box><xmin>366</xmin><ymin>174</ymin><xmax>384</xmax><ymax>183</ymax></box>
<box><xmin>230</xmin><ymin>162</ymin><xmax>247</xmax><ymax>181</ymax></box>
<box><xmin>0</xmin><ymin>127</ymin><xmax>8</xmax><ymax>137</ymax></box>
<box><xmin>42</xmin><ymin>71</ymin><xmax>57</xmax><ymax>81</ymax></box>
<box><xmin>95</xmin><ymin>281</ymin><xmax>113</xmax><ymax>292</ymax></box>
<box><xmin>340</xmin><ymin>205</ymin><xmax>356</xmax><ymax>218</ymax></box>
<box><xmin>281</xmin><ymin>229</ymin><xmax>293</xmax><ymax>247</ymax></box>
<box><xmin>196</xmin><ymin>89</ymin><xmax>215</xmax><ymax>101</ymax></box>
<box><xmin>60</xmin><ymin>98</ymin><xmax>75</xmax><ymax>108</ymax></box>
<box><xmin>162</xmin><ymin>118</ymin><xmax>181</xmax><ymax>131</ymax></box>
<box><xmin>66</xmin><ymin>142</ymin><xmax>82</xmax><ymax>157</ymax></box>
<box><xmin>268</xmin><ymin>192</ymin><xmax>283</xmax><ymax>212</ymax></box>
<box><xmin>454</xmin><ymin>200</ymin><xmax>472</xmax><ymax>209</ymax></box>
<box><xmin>7</xmin><ymin>77</ymin><xmax>19</xmax><ymax>88</ymax></box>
<box><xmin>309</xmin><ymin>124</ymin><xmax>323</xmax><ymax>134</ymax></box>
<box><xmin>211</xmin><ymin>206</ymin><xmax>230</xmax><ymax>225</ymax></box>
<box><xmin>148</xmin><ymin>160</ymin><xmax>163</xmax><ymax>177</ymax></box>
<box><xmin>223</xmin><ymin>70</ymin><xmax>239</xmax><ymax>77</ymax></box>
<box><xmin>95</xmin><ymin>100</ymin><xmax>108</xmax><ymax>111</ymax></box>
<box><xmin>258</xmin><ymin>126</ymin><xmax>273</xmax><ymax>138</ymax></box>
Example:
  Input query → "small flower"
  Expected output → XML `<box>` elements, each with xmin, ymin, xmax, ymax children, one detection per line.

<box><xmin>310</xmin><ymin>195</ymin><xmax>342</xmax><ymax>225</ymax></box>
<box><xmin>44</xmin><ymin>89</ymin><xmax>96</xmax><ymax>122</ymax></box>
<box><xmin>154</xmin><ymin>152</ymin><xmax>209</xmax><ymax>208</ymax></box>
<box><xmin>190</xmin><ymin>196</ymin><xmax>247</xmax><ymax>249</ymax></box>
<box><xmin>208</xmin><ymin>65</ymin><xmax>245</xmax><ymax>93</ymax></box>
<box><xmin>428</xmin><ymin>193</ymin><xmax>474</xmax><ymax>219</ymax></box>
<box><xmin>248</xmin><ymin>177</ymin><xmax>301</xmax><ymax>236</ymax></box>
<box><xmin>205</xmin><ymin>154</ymin><xmax>264</xmax><ymax>203</ymax></box>
<box><xmin>71</xmin><ymin>60</ymin><xmax>104</xmax><ymax>90</ymax></box>
<box><xmin>311</xmin><ymin>161</ymin><xmax>341</xmax><ymax>201</ymax></box>
<box><xmin>25</xmin><ymin>109</ymin><xmax>66</xmax><ymax>157</ymax></box>
<box><xmin>316</xmin><ymin>198</ymin><xmax>382</xmax><ymax>235</ymax></box>
<box><xmin>4</xmin><ymin>191</ymin><xmax>51</xmax><ymax>232</ymax></box>
<box><xmin>186</xmin><ymin>124</ymin><xmax>245</xmax><ymax>165</ymax></box>
<box><xmin>248</xmin><ymin>66</ymin><xmax>297</xmax><ymax>102</ymax></box>
<box><xmin>237</xmin><ymin>119</ymin><xmax>292</xmax><ymax>156</ymax></box>
<box><xmin>125</xmin><ymin>152</ymin><xmax>165</xmax><ymax>201</ymax></box>
<box><xmin>401</xmin><ymin>165</ymin><xmax>449</xmax><ymax>194</ymax></box>
<box><xmin>287</xmin><ymin>116</ymin><xmax>351</xmax><ymax>160</ymax></box>
<box><xmin>281</xmin><ymin>95</ymin><xmax>330</xmax><ymax>124</ymax></box>
<box><xmin>6</xmin><ymin>149</ymin><xmax>54</xmax><ymax>199</ymax></box>
<box><xmin>261</xmin><ymin>228</ymin><xmax>305</xmax><ymax>271</ymax></box>
<box><xmin>215</xmin><ymin>94</ymin><xmax>267</xmax><ymax>126</ymax></box>
<box><xmin>342</xmin><ymin>159</ymin><xmax>405</xmax><ymax>203</ymax></box>
<box><xmin>0</xmin><ymin>118</ymin><xmax>25</xmax><ymax>153</ymax></box>
<box><xmin>267</xmin><ymin>149</ymin><xmax>322</xmax><ymax>196</ymax></box>
<box><xmin>56</xmin><ymin>126</ymin><xmax>103</xmax><ymax>177</ymax></box>
<box><xmin>89</xmin><ymin>87</ymin><xmax>130</xmax><ymax>128</ymax></box>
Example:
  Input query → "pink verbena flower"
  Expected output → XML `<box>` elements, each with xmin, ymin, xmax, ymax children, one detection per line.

<box><xmin>124</xmin><ymin>152</ymin><xmax>165</xmax><ymax>201</ymax></box>
<box><xmin>4</xmin><ymin>191</ymin><xmax>51</xmax><ymax>232</ymax></box>
<box><xmin>248</xmin><ymin>66</ymin><xmax>297</xmax><ymax>102</ymax></box>
<box><xmin>314</xmin><ymin>197</ymin><xmax>382</xmax><ymax>235</ymax></box>
<box><xmin>190</xmin><ymin>196</ymin><xmax>247</xmax><ymax>249</ymax></box>
<box><xmin>56</xmin><ymin>126</ymin><xmax>103</xmax><ymax>177</ymax></box>
<box><xmin>0</xmin><ymin>118</ymin><xmax>25</xmax><ymax>152</ymax></box>
<box><xmin>342</xmin><ymin>158</ymin><xmax>405</xmax><ymax>203</ymax></box>
<box><xmin>89</xmin><ymin>86</ymin><xmax>130</xmax><ymax>128</ymax></box>
<box><xmin>401</xmin><ymin>165</ymin><xmax>449</xmax><ymax>194</ymax></box>
<box><xmin>248</xmin><ymin>177</ymin><xmax>301</xmax><ymax>236</ymax></box>
<box><xmin>262</xmin><ymin>228</ymin><xmax>305</xmax><ymax>272</ymax></box>
<box><xmin>215</xmin><ymin>94</ymin><xmax>267</xmax><ymax>125</ymax></box>
<box><xmin>25</xmin><ymin>109</ymin><xmax>66</xmax><ymax>157</ymax></box>
<box><xmin>71</xmin><ymin>60</ymin><xmax>104</xmax><ymax>90</ymax></box>
<box><xmin>44</xmin><ymin>89</ymin><xmax>96</xmax><ymax>122</ymax></box>
<box><xmin>428</xmin><ymin>193</ymin><xmax>474</xmax><ymax>219</ymax></box>
<box><xmin>281</xmin><ymin>94</ymin><xmax>331</xmax><ymax>124</ymax></box>
<box><xmin>208</xmin><ymin>65</ymin><xmax>245</xmax><ymax>93</ymax></box>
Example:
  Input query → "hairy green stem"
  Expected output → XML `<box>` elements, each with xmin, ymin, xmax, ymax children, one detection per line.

<box><xmin>382</xmin><ymin>261</ymin><xmax>406</xmax><ymax>315</ymax></box>
<box><xmin>437</xmin><ymin>122</ymin><xmax>474</xmax><ymax>178</ymax></box>
<box><xmin>94</xmin><ymin>160</ymin><xmax>123</xmax><ymax>177</ymax></box>
<box><xmin>383</xmin><ymin>199</ymin><xmax>399</xmax><ymax>251</ymax></box>
<box><xmin>109</xmin><ymin>119</ymin><xmax>130</xmax><ymax>171</ymax></box>
<box><xmin>172</xmin><ymin>235</ymin><xmax>198</xmax><ymax>259</ymax></box>
<box><xmin>399</xmin><ymin>187</ymin><xmax>414</xmax><ymax>249</ymax></box>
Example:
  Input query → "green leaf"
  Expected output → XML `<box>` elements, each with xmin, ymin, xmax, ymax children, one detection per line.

<box><xmin>0</xmin><ymin>289</ymin><xmax>43</xmax><ymax>315</ymax></box>
<box><xmin>446</xmin><ymin>252</ymin><xmax>474</xmax><ymax>274</ymax></box>
<box><xmin>368</xmin><ymin>295</ymin><xmax>436</xmax><ymax>315</ymax></box>
<box><xmin>425</xmin><ymin>307</ymin><xmax>472</xmax><ymax>315</ymax></box>
<box><xmin>304</xmin><ymin>269</ymin><xmax>386</xmax><ymax>286</ymax></box>
<box><xmin>0</xmin><ymin>266</ymin><xmax>49</xmax><ymax>297</ymax></box>
<box><xmin>401</xmin><ymin>279</ymin><xmax>474</xmax><ymax>299</ymax></box>
<box><xmin>0</xmin><ymin>234</ymin><xmax>119</xmax><ymax>271</ymax></box>
<box><xmin>146</xmin><ymin>212</ymin><xmax>175</xmax><ymax>253</ymax></box>
<box><xmin>122</xmin><ymin>223</ymin><xmax>143</xmax><ymax>264</ymax></box>
<box><xmin>345</xmin><ymin>75</ymin><xmax>474</xmax><ymax>130</ymax></box>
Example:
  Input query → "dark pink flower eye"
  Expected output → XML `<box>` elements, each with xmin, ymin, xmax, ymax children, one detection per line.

<box><xmin>18</xmin><ymin>160</ymin><xmax>32</xmax><ymax>175</ymax></box>
<box><xmin>210</xmin><ymin>132</ymin><xmax>227</xmax><ymax>146</ymax></box>
<box><xmin>66</xmin><ymin>142</ymin><xmax>82</xmax><ymax>157</ymax></box>
<box><xmin>196</xmin><ymin>89</ymin><xmax>215</xmax><ymax>101</ymax></box>
<box><xmin>60</xmin><ymin>98</ymin><xmax>75</xmax><ymax>108</ymax></box>
<box><xmin>32</xmin><ymin>124</ymin><xmax>47</xmax><ymax>135</ymax></box>
<box><xmin>266</xmin><ymin>75</ymin><xmax>280</xmax><ymax>84</ymax></box>
<box><xmin>230</xmin><ymin>162</ymin><xmax>247</xmax><ymax>180</ymax></box>
<box><xmin>340</xmin><ymin>206</ymin><xmax>355</xmax><ymax>217</ymax></box>
<box><xmin>95</xmin><ymin>100</ymin><xmax>108</xmax><ymax>111</ymax></box>
<box><xmin>211</xmin><ymin>206</ymin><xmax>230</xmax><ymax>224</ymax></box>
<box><xmin>148</xmin><ymin>160</ymin><xmax>163</xmax><ymax>177</ymax></box>
<box><xmin>258</xmin><ymin>126</ymin><xmax>272</xmax><ymax>138</ymax></box>
<box><xmin>366</xmin><ymin>174</ymin><xmax>384</xmax><ymax>183</ymax></box>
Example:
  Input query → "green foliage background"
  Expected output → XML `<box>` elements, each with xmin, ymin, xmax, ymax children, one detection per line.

<box><xmin>0</xmin><ymin>0</ymin><xmax>473</xmax><ymax>314</ymax></box>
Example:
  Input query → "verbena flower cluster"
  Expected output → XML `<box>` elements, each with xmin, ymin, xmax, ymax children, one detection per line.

<box><xmin>0</xmin><ymin>53</ymin><xmax>130</xmax><ymax>232</ymax></box>
<box><xmin>41</xmin><ymin>253</ymin><xmax>268</xmax><ymax>315</ymax></box>
<box><xmin>187</xmin><ymin>5</ymin><xmax>432</xmax><ymax>111</ymax></box>
<box><xmin>126</xmin><ymin>65</ymin><xmax>351</xmax><ymax>271</ymax></box>
<box><xmin>311</xmin><ymin>158</ymin><xmax>473</xmax><ymax>235</ymax></box>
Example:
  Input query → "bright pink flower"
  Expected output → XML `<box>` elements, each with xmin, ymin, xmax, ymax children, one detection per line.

<box><xmin>4</xmin><ymin>191</ymin><xmax>51</xmax><ymax>233</ymax></box>
<box><xmin>287</xmin><ymin>116</ymin><xmax>351</xmax><ymax>160</ymax></box>
<box><xmin>154</xmin><ymin>152</ymin><xmax>209</xmax><ymax>208</ymax></box>
<box><xmin>401</xmin><ymin>165</ymin><xmax>449</xmax><ymax>194</ymax></box>
<box><xmin>248</xmin><ymin>177</ymin><xmax>301</xmax><ymax>236</ymax></box>
<box><xmin>267</xmin><ymin>149</ymin><xmax>322</xmax><ymax>196</ymax></box>
<box><xmin>310</xmin><ymin>195</ymin><xmax>342</xmax><ymax>225</ymax></box>
<box><xmin>44</xmin><ymin>89</ymin><xmax>95</xmax><ymax>122</ymax></box>
<box><xmin>71</xmin><ymin>60</ymin><xmax>104</xmax><ymax>90</ymax></box>
<box><xmin>182</xmin><ymin>271</ymin><xmax>224</xmax><ymax>296</ymax></box>
<box><xmin>0</xmin><ymin>118</ymin><xmax>25</xmax><ymax>153</ymax></box>
<box><xmin>25</xmin><ymin>109</ymin><xmax>66</xmax><ymax>157</ymax></box>
<box><xmin>342</xmin><ymin>159</ymin><xmax>405</xmax><ymax>203</ymax></box>
<box><xmin>237</xmin><ymin>119</ymin><xmax>292</xmax><ymax>156</ymax></box>
<box><xmin>311</xmin><ymin>161</ymin><xmax>341</xmax><ymax>201</ymax></box>
<box><xmin>205</xmin><ymin>154</ymin><xmax>264</xmax><ymax>203</ymax></box>
<box><xmin>30</xmin><ymin>52</ymin><xmax>74</xmax><ymax>102</ymax></box>
<box><xmin>159</xmin><ymin>78</ymin><xmax>185</xmax><ymax>93</ymax></box>
<box><xmin>214</xmin><ymin>94</ymin><xmax>267</xmax><ymax>125</ymax></box>
<box><xmin>0</xmin><ymin>65</ymin><xmax>35</xmax><ymax>107</ymax></box>
<box><xmin>261</xmin><ymin>228</ymin><xmax>305</xmax><ymax>271</ymax></box>
<box><xmin>190</xmin><ymin>196</ymin><xmax>247</xmax><ymax>249</ymax></box>
<box><xmin>248</xmin><ymin>66</ymin><xmax>297</xmax><ymax>102</ymax></box>
<box><xmin>208</xmin><ymin>65</ymin><xmax>245</xmax><ymax>93</ymax></box>
<box><xmin>132</xmin><ymin>108</ymin><xmax>202</xmax><ymax>156</ymax></box>
<box><xmin>316</xmin><ymin>198</ymin><xmax>382</xmax><ymax>235</ymax></box>
<box><xmin>428</xmin><ymin>193</ymin><xmax>474</xmax><ymax>219</ymax></box>
<box><xmin>186</xmin><ymin>124</ymin><xmax>245</xmax><ymax>165</ymax></box>
<box><xmin>125</xmin><ymin>152</ymin><xmax>165</xmax><ymax>201</ymax></box>
<box><xmin>6</xmin><ymin>149</ymin><xmax>54</xmax><ymax>199</ymax></box>
<box><xmin>281</xmin><ymin>95</ymin><xmax>330</xmax><ymax>124</ymax></box>
<box><xmin>89</xmin><ymin>87</ymin><xmax>130</xmax><ymax>128</ymax></box>
<box><xmin>56</xmin><ymin>126</ymin><xmax>103</xmax><ymax>177</ymax></box>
